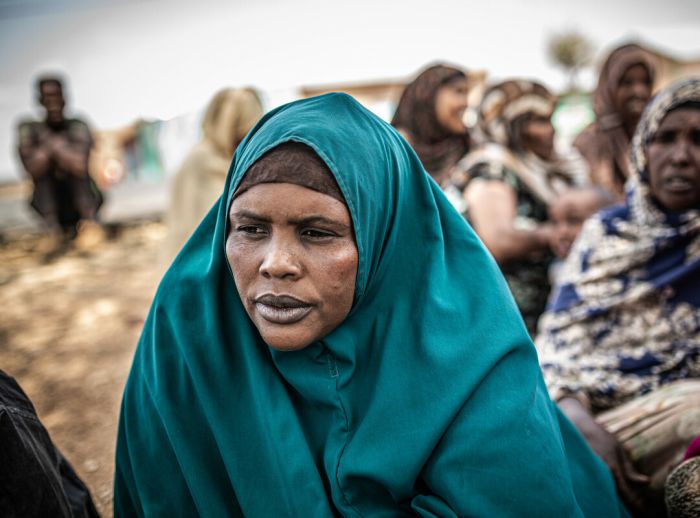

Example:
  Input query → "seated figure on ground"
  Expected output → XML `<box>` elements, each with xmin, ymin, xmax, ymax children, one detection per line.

<box><xmin>16</xmin><ymin>75</ymin><xmax>104</xmax><ymax>254</ymax></box>
<box><xmin>537</xmin><ymin>78</ymin><xmax>700</xmax><ymax>517</ymax></box>
<box><xmin>457</xmin><ymin>79</ymin><xmax>588</xmax><ymax>335</ymax></box>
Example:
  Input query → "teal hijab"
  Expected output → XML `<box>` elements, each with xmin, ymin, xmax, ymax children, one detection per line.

<box><xmin>115</xmin><ymin>93</ymin><xmax>625</xmax><ymax>517</ymax></box>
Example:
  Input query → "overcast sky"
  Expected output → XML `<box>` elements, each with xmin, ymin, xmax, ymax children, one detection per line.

<box><xmin>1</xmin><ymin>0</ymin><xmax>699</xmax><ymax>180</ymax></box>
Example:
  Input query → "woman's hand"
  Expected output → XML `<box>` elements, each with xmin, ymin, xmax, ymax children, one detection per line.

<box><xmin>579</xmin><ymin>418</ymin><xmax>650</xmax><ymax>512</ymax></box>
<box><xmin>558</xmin><ymin>397</ymin><xmax>650</xmax><ymax>514</ymax></box>
<box><xmin>464</xmin><ymin>179</ymin><xmax>553</xmax><ymax>263</ymax></box>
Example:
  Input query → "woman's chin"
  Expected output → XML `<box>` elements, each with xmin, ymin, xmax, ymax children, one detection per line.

<box><xmin>259</xmin><ymin>329</ymin><xmax>314</xmax><ymax>352</ymax></box>
<box><xmin>267</xmin><ymin>341</ymin><xmax>311</xmax><ymax>352</ymax></box>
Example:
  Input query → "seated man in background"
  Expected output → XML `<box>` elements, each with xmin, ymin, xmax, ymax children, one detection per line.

<box><xmin>17</xmin><ymin>75</ymin><xmax>104</xmax><ymax>254</ymax></box>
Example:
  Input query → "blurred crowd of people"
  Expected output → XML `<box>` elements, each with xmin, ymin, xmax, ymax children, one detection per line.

<box><xmin>389</xmin><ymin>45</ymin><xmax>699</xmax><ymax>516</ymax></box>
<box><xmin>7</xmin><ymin>40</ymin><xmax>700</xmax><ymax>517</ymax></box>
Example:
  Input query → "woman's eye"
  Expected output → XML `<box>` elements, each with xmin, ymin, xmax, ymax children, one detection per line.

<box><xmin>236</xmin><ymin>225</ymin><xmax>267</xmax><ymax>236</ymax></box>
<box><xmin>654</xmin><ymin>131</ymin><xmax>676</xmax><ymax>144</ymax></box>
<box><xmin>690</xmin><ymin>130</ymin><xmax>700</xmax><ymax>146</ymax></box>
<box><xmin>301</xmin><ymin>228</ymin><xmax>335</xmax><ymax>239</ymax></box>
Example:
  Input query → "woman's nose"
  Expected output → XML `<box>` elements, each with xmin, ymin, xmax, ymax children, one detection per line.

<box><xmin>631</xmin><ymin>80</ymin><xmax>651</xmax><ymax>99</ymax></box>
<box><xmin>670</xmin><ymin>138</ymin><xmax>691</xmax><ymax>166</ymax></box>
<box><xmin>259</xmin><ymin>237</ymin><xmax>302</xmax><ymax>279</ymax></box>
<box><xmin>545</xmin><ymin>122</ymin><xmax>555</xmax><ymax>138</ymax></box>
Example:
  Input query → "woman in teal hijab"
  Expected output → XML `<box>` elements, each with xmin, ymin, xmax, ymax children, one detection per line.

<box><xmin>114</xmin><ymin>93</ymin><xmax>626</xmax><ymax>516</ymax></box>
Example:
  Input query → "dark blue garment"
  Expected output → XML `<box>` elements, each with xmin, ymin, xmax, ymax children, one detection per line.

<box><xmin>0</xmin><ymin>370</ymin><xmax>99</xmax><ymax>518</ymax></box>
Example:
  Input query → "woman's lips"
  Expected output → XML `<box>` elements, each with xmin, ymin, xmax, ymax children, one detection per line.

<box><xmin>664</xmin><ymin>175</ymin><xmax>693</xmax><ymax>193</ymax></box>
<box><xmin>253</xmin><ymin>294</ymin><xmax>313</xmax><ymax>324</ymax></box>
<box><xmin>626</xmin><ymin>98</ymin><xmax>647</xmax><ymax>113</ymax></box>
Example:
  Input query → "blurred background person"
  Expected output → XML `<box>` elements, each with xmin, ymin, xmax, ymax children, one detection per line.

<box><xmin>391</xmin><ymin>64</ymin><xmax>471</xmax><ymax>186</ymax></box>
<box><xmin>165</xmin><ymin>87</ymin><xmax>263</xmax><ymax>260</ymax></box>
<box><xmin>548</xmin><ymin>185</ymin><xmax>617</xmax><ymax>258</ymax></box>
<box><xmin>16</xmin><ymin>75</ymin><xmax>104</xmax><ymax>255</ymax></box>
<box><xmin>458</xmin><ymin>80</ymin><xmax>588</xmax><ymax>334</ymax></box>
<box><xmin>573</xmin><ymin>43</ymin><xmax>656</xmax><ymax>200</ymax></box>
<box><xmin>547</xmin><ymin>185</ymin><xmax>617</xmax><ymax>285</ymax></box>
<box><xmin>536</xmin><ymin>78</ymin><xmax>700</xmax><ymax>517</ymax></box>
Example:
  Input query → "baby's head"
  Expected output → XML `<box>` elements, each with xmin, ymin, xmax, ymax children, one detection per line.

<box><xmin>549</xmin><ymin>186</ymin><xmax>616</xmax><ymax>259</ymax></box>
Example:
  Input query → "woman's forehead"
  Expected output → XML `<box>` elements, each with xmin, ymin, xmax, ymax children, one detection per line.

<box><xmin>230</xmin><ymin>183</ymin><xmax>352</xmax><ymax>222</ymax></box>
<box><xmin>656</xmin><ymin>106</ymin><xmax>700</xmax><ymax>130</ymax></box>
<box><xmin>234</xmin><ymin>141</ymin><xmax>345</xmax><ymax>205</ymax></box>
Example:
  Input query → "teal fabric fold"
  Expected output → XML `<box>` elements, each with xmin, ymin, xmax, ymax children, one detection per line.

<box><xmin>115</xmin><ymin>93</ymin><xmax>626</xmax><ymax>517</ymax></box>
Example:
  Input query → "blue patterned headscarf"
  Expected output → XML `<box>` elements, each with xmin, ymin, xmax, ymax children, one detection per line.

<box><xmin>536</xmin><ymin>79</ymin><xmax>700</xmax><ymax>411</ymax></box>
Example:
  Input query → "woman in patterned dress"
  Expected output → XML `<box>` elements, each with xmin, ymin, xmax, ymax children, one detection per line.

<box><xmin>536</xmin><ymin>78</ymin><xmax>700</xmax><ymax>517</ymax></box>
<box><xmin>457</xmin><ymin>80</ymin><xmax>588</xmax><ymax>334</ymax></box>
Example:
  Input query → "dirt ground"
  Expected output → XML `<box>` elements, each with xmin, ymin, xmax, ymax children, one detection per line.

<box><xmin>0</xmin><ymin>221</ymin><xmax>167</xmax><ymax>517</ymax></box>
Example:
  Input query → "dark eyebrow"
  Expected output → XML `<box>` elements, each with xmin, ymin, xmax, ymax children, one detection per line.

<box><xmin>230</xmin><ymin>210</ymin><xmax>271</xmax><ymax>223</ymax></box>
<box><xmin>230</xmin><ymin>210</ymin><xmax>350</xmax><ymax>230</ymax></box>
<box><xmin>291</xmin><ymin>215</ymin><xmax>350</xmax><ymax>229</ymax></box>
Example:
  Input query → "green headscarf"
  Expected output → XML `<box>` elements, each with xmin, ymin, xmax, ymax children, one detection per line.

<box><xmin>115</xmin><ymin>93</ymin><xmax>626</xmax><ymax>517</ymax></box>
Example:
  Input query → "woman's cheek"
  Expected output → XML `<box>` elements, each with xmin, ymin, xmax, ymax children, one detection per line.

<box><xmin>325</xmin><ymin>245</ymin><xmax>358</xmax><ymax>294</ymax></box>
<box><xmin>227</xmin><ymin>238</ymin><xmax>261</xmax><ymax>283</ymax></box>
<box><xmin>228</xmin><ymin>236</ymin><xmax>260</xmax><ymax>260</ymax></box>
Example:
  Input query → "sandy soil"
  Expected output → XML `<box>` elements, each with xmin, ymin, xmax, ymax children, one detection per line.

<box><xmin>0</xmin><ymin>222</ymin><xmax>167</xmax><ymax>517</ymax></box>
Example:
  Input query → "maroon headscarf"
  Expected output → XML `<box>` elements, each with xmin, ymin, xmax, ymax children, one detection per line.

<box><xmin>391</xmin><ymin>64</ymin><xmax>470</xmax><ymax>183</ymax></box>
<box><xmin>234</xmin><ymin>141</ymin><xmax>345</xmax><ymax>204</ymax></box>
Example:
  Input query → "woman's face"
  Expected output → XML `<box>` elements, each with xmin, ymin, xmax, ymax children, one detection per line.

<box><xmin>227</xmin><ymin>182</ymin><xmax>358</xmax><ymax>351</ymax></box>
<box><xmin>520</xmin><ymin>114</ymin><xmax>555</xmax><ymax>160</ymax></box>
<box><xmin>614</xmin><ymin>64</ymin><xmax>652</xmax><ymax>124</ymax></box>
<box><xmin>647</xmin><ymin>106</ymin><xmax>700</xmax><ymax>212</ymax></box>
<box><xmin>434</xmin><ymin>77</ymin><xmax>469</xmax><ymax>135</ymax></box>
